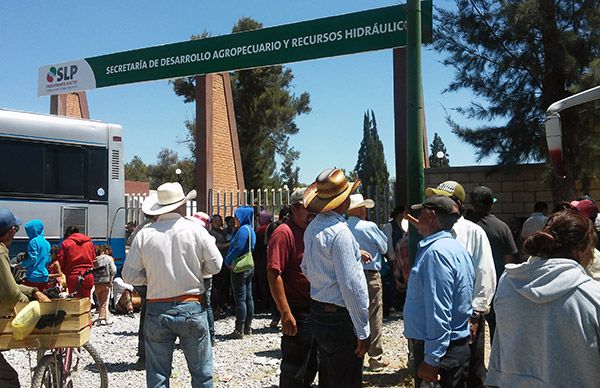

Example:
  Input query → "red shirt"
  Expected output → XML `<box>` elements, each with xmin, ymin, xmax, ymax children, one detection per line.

<box><xmin>267</xmin><ymin>218</ymin><xmax>310</xmax><ymax>307</ymax></box>
<box><xmin>58</xmin><ymin>233</ymin><xmax>95</xmax><ymax>276</ymax></box>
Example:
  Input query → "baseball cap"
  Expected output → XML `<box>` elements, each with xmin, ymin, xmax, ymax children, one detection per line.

<box><xmin>290</xmin><ymin>187</ymin><xmax>307</xmax><ymax>205</ymax></box>
<box><xmin>411</xmin><ymin>195</ymin><xmax>460</xmax><ymax>215</ymax></box>
<box><xmin>571</xmin><ymin>199</ymin><xmax>599</xmax><ymax>221</ymax></box>
<box><xmin>470</xmin><ymin>186</ymin><xmax>497</xmax><ymax>204</ymax></box>
<box><xmin>0</xmin><ymin>208</ymin><xmax>21</xmax><ymax>231</ymax></box>
<box><xmin>425</xmin><ymin>181</ymin><xmax>466</xmax><ymax>203</ymax></box>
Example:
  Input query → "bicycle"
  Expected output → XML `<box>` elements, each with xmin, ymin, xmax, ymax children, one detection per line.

<box><xmin>30</xmin><ymin>267</ymin><xmax>109</xmax><ymax>388</ymax></box>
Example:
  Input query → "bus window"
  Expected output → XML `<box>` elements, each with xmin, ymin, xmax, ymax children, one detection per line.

<box><xmin>44</xmin><ymin>144</ymin><xmax>85</xmax><ymax>198</ymax></box>
<box><xmin>88</xmin><ymin>147</ymin><xmax>109</xmax><ymax>201</ymax></box>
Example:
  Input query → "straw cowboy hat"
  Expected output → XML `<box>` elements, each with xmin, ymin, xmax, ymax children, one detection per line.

<box><xmin>303</xmin><ymin>168</ymin><xmax>361</xmax><ymax>213</ymax></box>
<box><xmin>348</xmin><ymin>194</ymin><xmax>375</xmax><ymax>210</ymax></box>
<box><xmin>142</xmin><ymin>182</ymin><xmax>196</xmax><ymax>216</ymax></box>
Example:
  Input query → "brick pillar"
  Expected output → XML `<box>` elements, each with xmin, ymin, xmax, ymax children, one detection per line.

<box><xmin>195</xmin><ymin>73</ymin><xmax>245</xmax><ymax>212</ymax></box>
<box><xmin>50</xmin><ymin>92</ymin><xmax>90</xmax><ymax>118</ymax></box>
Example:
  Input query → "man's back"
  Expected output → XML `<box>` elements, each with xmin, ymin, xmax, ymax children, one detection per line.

<box><xmin>124</xmin><ymin>213</ymin><xmax>222</xmax><ymax>299</ymax></box>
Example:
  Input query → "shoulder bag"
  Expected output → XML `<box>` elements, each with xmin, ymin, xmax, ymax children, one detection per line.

<box><xmin>232</xmin><ymin>225</ymin><xmax>254</xmax><ymax>273</ymax></box>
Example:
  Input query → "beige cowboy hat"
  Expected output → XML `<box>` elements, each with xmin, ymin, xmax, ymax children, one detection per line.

<box><xmin>142</xmin><ymin>182</ymin><xmax>196</xmax><ymax>216</ymax></box>
<box><xmin>348</xmin><ymin>194</ymin><xmax>375</xmax><ymax>210</ymax></box>
<box><xmin>303</xmin><ymin>168</ymin><xmax>361</xmax><ymax>213</ymax></box>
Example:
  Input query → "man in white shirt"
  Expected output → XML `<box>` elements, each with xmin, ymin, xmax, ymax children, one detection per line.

<box><xmin>123</xmin><ymin>182</ymin><xmax>222</xmax><ymax>388</ymax></box>
<box><xmin>426</xmin><ymin>181</ymin><xmax>496</xmax><ymax>388</ymax></box>
<box><xmin>520</xmin><ymin>202</ymin><xmax>548</xmax><ymax>241</ymax></box>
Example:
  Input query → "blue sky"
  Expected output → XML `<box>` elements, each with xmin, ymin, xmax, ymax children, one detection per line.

<box><xmin>0</xmin><ymin>0</ymin><xmax>496</xmax><ymax>184</ymax></box>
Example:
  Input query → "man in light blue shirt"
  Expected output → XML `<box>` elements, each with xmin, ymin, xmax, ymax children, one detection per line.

<box><xmin>302</xmin><ymin>168</ymin><xmax>370</xmax><ymax>388</ymax></box>
<box><xmin>347</xmin><ymin>194</ymin><xmax>389</xmax><ymax>371</ymax></box>
<box><xmin>404</xmin><ymin>195</ymin><xmax>474</xmax><ymax>388</ymax></box>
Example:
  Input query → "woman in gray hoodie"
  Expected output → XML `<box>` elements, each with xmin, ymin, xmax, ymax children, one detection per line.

<box><xmin>487</xmin><ymin>210</ymin><xmax>600</xmax><ymax>387</ymax></box>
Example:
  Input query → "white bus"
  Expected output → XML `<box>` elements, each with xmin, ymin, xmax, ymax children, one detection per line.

<box><xmin>0</xmin><ymin>109</ymin><xmax>126</xmax><ymax>268</ymax></box>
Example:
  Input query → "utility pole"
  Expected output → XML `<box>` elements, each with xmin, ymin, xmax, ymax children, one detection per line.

<box><xmin>406</xmin><ymin>0</ymin><xmax>425</xmax><ymax>266</ymax></box>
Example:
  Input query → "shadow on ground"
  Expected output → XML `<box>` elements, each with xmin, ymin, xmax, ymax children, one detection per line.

<box><xmin>254</xmin><ymin>349</ymin><xmax>282</xmax><ymax>359</ymax></box>
<box><xmin>363</xmin><ymin>367</ymin><xmax>413</xmax><ymax>387</ymax></box>
<box><xmin>103</xmin><ymin>361</ymin><xmax>142</xmax><ymax>373</ymax></box>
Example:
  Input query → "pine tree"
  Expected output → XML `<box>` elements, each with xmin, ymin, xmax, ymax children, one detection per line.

<box><xmin>434</xmin><ymin>0</ymin><xmax>600</xmax><ymax>201</ymax></box>
<box><xmin>354</xmin><ymin>110</ymin><xmax>389</xmax><ymax>195</ymax></box>
<box><xmin>428</xmin><ymin>133</ymin><xmax>450</xmax><ymax>168</ymax></box>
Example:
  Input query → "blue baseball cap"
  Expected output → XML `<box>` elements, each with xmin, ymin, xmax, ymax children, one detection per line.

<box><xmin>0</xmin><ymin>208</ymin><xmax>21</xmax><ymax>231</ymax></box>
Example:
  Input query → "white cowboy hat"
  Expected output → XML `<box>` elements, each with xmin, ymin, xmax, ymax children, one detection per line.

<box><xmin>348</xmin><ymin>193</ymin><xmax>375</xmax><ymax>210</ymax></box>
<box><xmin>142</xmin><ymin>182</ymin><xmax>196</xmax><ymax>216</ymax></box>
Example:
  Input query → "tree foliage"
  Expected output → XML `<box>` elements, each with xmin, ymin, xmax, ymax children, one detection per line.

<box><xmin>428</xmin><ymin>132</ymin><xmax>450</xmax><ymax>168</ymax></box>
<box><xmin>434</xmin><ymin>0</ymin><xmax>600</xmax><ymax>200</ymax></box>
<box><xmin>171</xmin><ymin>19</ymin><xmax>310</xmax><ymax>189</ymax></box>
<box><xmin>124</xmin><ymin>149</ymin><xmax>194</xmax><ymax>192</ymax></box>
<box><xmin>354</xmin><ymin>110</ymin><xmax>389</xmax><ymax>191</ymax></box>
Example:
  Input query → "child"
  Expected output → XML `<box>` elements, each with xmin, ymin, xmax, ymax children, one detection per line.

<box><xmin>93</xmin><ymin>245</ymin><xmax>117</xmax><ymax>325</ymax></box>
<box><xmin>21</xmin><ymin>220</ymin><xmax>51</xmax><ymax>291</ymax></box>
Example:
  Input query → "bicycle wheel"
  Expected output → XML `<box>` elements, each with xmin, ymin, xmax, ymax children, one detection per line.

<box><xmin>67</xmin><ymin>342</ymin><xmax>108</xmax><ymax>388</ymax></box>
<box><xmin>31</xmin><ymin>354</ymin><xmax>60</xmax><ymax>388</ymax></box>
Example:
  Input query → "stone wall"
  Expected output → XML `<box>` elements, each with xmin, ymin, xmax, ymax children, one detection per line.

<box><xmin>426</xmin><ymin>163</ymin><xmax>600</xmax><ymax>228</ymax></box>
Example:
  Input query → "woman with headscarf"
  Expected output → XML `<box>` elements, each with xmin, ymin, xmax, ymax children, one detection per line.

<box><xmin>487</xmin><ymin>210</ymin><xmax>600</xmax><ymax>387</ymax></box>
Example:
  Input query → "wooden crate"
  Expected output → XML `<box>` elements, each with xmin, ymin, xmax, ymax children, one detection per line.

<box><xmin>0</xmin><ymin>298</ymin><xmax>91</xmax><ymax>350</ymax></box>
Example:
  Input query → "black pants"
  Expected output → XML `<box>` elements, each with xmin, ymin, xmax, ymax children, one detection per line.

<box><xmin>134</xmin><ymin>285</ymin><xmax>147</xmax><ymax>359</ymax></box>
<box><xmin>0</xmin><ymin>352</ymin><xmax>20</xmax><ymax>388</ymax></box>
<box><xmin>467</xmin><ymin>314</ymin><xmax>486</xmax><ymax>388</ymax></box>
<box><xmin>280</xmin><ymin>308</ymin><xmax>318</xmax><ymax>388</ymax></box>
<box><xmin>311</xmin><ymin>300</ymin><xmax>363</xmax><ymax>388</ymax></box>
<box><xmin>408</xmin><ymin>337</ymin><xmax>470</xmax><ymax>388</ymax></box>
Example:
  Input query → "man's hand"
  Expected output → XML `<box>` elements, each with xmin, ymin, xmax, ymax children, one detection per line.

<box><xmin>354</xmin><ymin>338</ymin><xmax>370</xmax><ymax>357</ymax></box>
<box><xmin>417</xmin><ymin>362</ymin><xmax>440</xmax><ymax>383</ymax></box>
<box><xmin>360</xmin><ymin>250</ymin><xmax>372</xmax><ymax>264</ymax></box>
<box><xmin>469</xmin><ymin>312</ymin><xmax>481</xmax><ymax>344</ymax></box>
<box><xmin>281</xmin><ymin>311</ymin><xmax>297</xmax><ymax>336</ymax></box>
<box><xmin>33</xmin><ymin>291</ymin><xmax>51</xmax><ymax>303</ymax></box>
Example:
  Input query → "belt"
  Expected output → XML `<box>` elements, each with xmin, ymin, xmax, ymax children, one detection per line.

<box><xmin>147</xmin><ymin>294</ymin><xmax>204</xmax><ymax>304</ymax></box>
<box><xmin>311</xmin><ymin>299</ymin><xmax>347</xmax><ymax>313</ymax></box>
<box><xmin>409</xmin><ymin>336</ymin><xmax>469</xmax><ymax>347</ymax></box>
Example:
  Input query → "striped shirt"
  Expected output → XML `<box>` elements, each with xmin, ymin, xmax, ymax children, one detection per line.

<box><xmin>122</xmin><ymin>213</ymin><xmax>223</xmax><ymax>299</ymax></box>
<box><xmin>301</xmin><ymin>211</ymin><xmax>370</xmax><ymax>340</ymax></box>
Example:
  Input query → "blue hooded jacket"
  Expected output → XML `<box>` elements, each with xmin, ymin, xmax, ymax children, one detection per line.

<box><xmin>224</xmin><ymin>207</ymin><xmax>256</xmax><ymax>268</ymax></box>
<box><xmin>23</xmin><ymin>219</ymin><xmax>51</xmax><ymax>282</ymax></box>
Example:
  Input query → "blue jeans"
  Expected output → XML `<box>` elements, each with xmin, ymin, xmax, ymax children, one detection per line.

<box><xmin>230</xmin><ymin>268</ymin><xmax>254</xmax><ymax>332</ymax></box>
<box><xmin>311</xmin><ymin>301</ymin><xmax>363</xmax><ymax>388</ymax></box>
<box><xmin>144</xmin><ymin>301</ymin><xmax>213</xmax><ymax>388</ymax></box>
<box><xmin>203</xmin><ymin>278</ymin><xmax>215</xmax><ymax>341</ymax></box>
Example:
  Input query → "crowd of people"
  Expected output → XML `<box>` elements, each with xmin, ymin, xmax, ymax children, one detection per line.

<box><xmin>3</xmin><ymin>168</ymin><xmax>600</xmax><ymax>387</ymax></box>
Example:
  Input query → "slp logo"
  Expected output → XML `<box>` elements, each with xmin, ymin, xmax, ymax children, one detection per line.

<box><xmin>46</xmin><ymin>65</ymin><xmax>78</xmax><ymax>83</ymax></box>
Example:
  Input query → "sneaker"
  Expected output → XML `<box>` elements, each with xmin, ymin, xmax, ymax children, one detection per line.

<box><xmin>368</xmin><ymin>357</ymin><xmax>390</xmax><ymax>371</ymax></box>
<box><xmin>229</xmin><ymin>329</ymin><xmax>244</xmax><ymax>339</ymax></box>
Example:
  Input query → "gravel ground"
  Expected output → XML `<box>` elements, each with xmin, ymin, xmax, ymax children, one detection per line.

<box><xmin>5</xmin><ymin>310</ymin><xmax>414</xmax><ymax>387</ymax></box>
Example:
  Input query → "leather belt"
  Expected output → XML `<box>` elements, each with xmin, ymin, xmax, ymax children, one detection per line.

<box><xmin>147</xmin><ymin>294</ymin><xmax>204</xmax><ymax>304</ymax></box>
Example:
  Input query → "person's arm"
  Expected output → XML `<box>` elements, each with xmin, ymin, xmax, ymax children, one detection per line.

<box><xmin>331</xmin><ymin>230</ymin><xmax>370</xmax><ymax>341</ymax></box>
<box><xmin>421</xmin><ymin>250</ymin><xmax>456</xmax><ymax>369</ymax></box>
<box><xmin>224</xmin><ymin>227</ymin><xmax>249</xmax><ymax>268</ymax></box>
<box><xmin>0</xmin><ymin>249</ymin><xmax>33</xmax><ymax>305</ymax></box>
<box><xmin>21</xmin><ymin>240</ymin><xmax>38</xmax><ymax>269</ymax></box>
<box><xmin>471</xmin><ymin>230</ymin><xmax>496</xmax><ymax>314</ymax></box>
<box><xmin>383</xmin><ymin>223</ymin><xmax>395</xmax><ymax>261</ymax></box>
<box><xmin>503</xmin><ymin>226</ymin><xmax>519</xmax><ymax>264</ymax></box>
<box><xmin>200</xmin><ymin>231</ymin><xmax>223</xmax><ymax>276</ymax></box>
<box><xmin>369</xmin><ymin>224</ymin><xmax>388</xmax><ymax>255</ymax></box>
<box><xmin>122</xmin><ymin>236</ymin><xmax>147</xmax><ymax>286</ymax></box>
<box><xmin>266</xmin><ymin>230</ymin><xmax>296</xmax><ymax>335</ymax></box>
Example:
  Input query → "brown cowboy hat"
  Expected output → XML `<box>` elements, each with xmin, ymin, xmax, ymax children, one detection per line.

<box><xmin>303</xmin><ymin>168</ymin><xmax>361</xmax><ymax>213</ymax></box>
